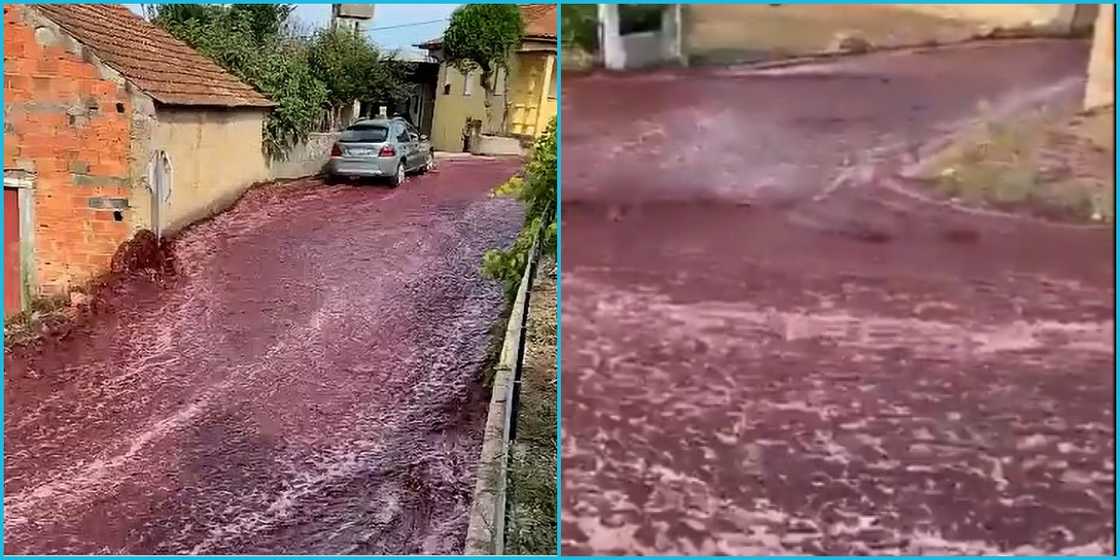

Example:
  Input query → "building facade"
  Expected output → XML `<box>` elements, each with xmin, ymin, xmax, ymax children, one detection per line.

<box><xmin>600</xmin><ymin>4</ymin><xmax>1101</xmax><ymax>69</ymax></box>
<box><xmin>331</xmin><ymin>4</ymin><xmax>375</xmax><ymax>34</ymax></box>
<box><xmin>420</xmin><ymin>5</ymin><xmax>557</xmax><ymax>152</ymax></box>
<box><xmin>3</xmin><ymin>4</ymin><xmax>274</xmax><ymax>313</ymax></box>
<box><xmin>1085</xmin><ymin>5</ymin><xmax>1115</xmax><ymax>109</ymax></box>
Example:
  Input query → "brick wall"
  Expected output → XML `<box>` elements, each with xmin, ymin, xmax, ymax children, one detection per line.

<box><xmin>4</xmin><ymin>5</ymin><xmax>134</xmax><ymax>295</ymax></box>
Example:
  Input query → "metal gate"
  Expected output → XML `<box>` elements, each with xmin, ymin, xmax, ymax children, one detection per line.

<box><xmin>5</xmin><ymin>187</ymin><xmax>21</xmax><ymax>316</ymax></box>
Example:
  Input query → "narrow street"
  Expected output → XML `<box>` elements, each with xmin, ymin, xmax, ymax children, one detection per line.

<box><xmin>4</xmin><ymin>158</ymin><xmax>523</xmax><ymax>554</ymax></box>
<box><xmin>561</xmin><ymin>40</ymin><xmax>1114</xmax><ymax>555</ymax></box>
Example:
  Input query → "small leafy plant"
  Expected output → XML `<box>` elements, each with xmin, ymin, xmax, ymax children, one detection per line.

<box><xmin>482</xmin><ymin>118</ymin><xmax>557</xmax><ymax>297</ymax></box>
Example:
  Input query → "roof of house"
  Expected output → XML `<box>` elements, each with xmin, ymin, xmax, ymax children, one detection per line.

<box><xmin>417</xmin><ymin>4</ymin><xmax>557</xmax><ymax>49</ymax></box>
<box><xmin>32</xmin><ymin>4</ymin><xmax>274</xmax><ymax>108</ymax></box>
<box><xmin>520</xmin><ymin>4</ymin><xmax>556</xmax><ymax>40</ymax></box>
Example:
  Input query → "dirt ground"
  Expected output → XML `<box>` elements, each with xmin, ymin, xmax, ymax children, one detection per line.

<box><xmin>561</xmin><ymin>40</ymin><xmax>1114</xmax><ymax>555</ymax></box>
<box><xmin>4</xmin><ymin>158</ymin><xmax>523</xmax><ymax>554</ymax></box>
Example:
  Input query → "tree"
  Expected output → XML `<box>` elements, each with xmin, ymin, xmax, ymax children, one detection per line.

<box><xmin>151</xmin><ymin>4</ymin><xmax>326</xmax><ymax>157</ymax></box>
<box><xmin>561</xmin><ymin>4</ymin><xmax>598</xmax><ymax>53</ymax></box>
<box><xmin>229</xmin><ymin>4</ymin><xmax>294</xmax><ymax>44</ymax></box>
<box><xmin>441</xmin><ymin>4</ymin><xmax>523</xmax><ymax>134</ymax></box>
<box><xmin>144</xmin><ymin>3</ymin><xmax>220</xmax><ymax>25</ymax></box>
<box><xmin>149</xmin><ymin>4</ymin><xmax>292</xmax><ymax>41</ymax></box>
<box><xmin>307</xmin><ymin>29</ymin><xmax>412</xmax><ymax>129</ymax></box>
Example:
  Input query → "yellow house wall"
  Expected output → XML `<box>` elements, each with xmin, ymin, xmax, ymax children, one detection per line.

<box><xmin>508</xmin><ymin>52</ymin><xmax>556</xmax><ymax>138</ymax></box>
<box><xmin>429</xmin><ymin>47</ymin><xmax>558</xmax><ymax>152</ymax></box>
<box><xmin>538</xmin><ymin>62</ymin><xmax>557</xmax><ymax>134</ymax></box>
<box><xmin>430</xmin><ymin>63</ymin><xmax>487</xmax><ymax>152</ymax></box>
<box><xmin>684</xmin><ymin>4</ymin><xmax>1083</xmax><ymax>65</ymax></box>
<box><xmin>141</xmin><ymin>107</ymin><xmax>272</xmax><ymax>234</ymax></box>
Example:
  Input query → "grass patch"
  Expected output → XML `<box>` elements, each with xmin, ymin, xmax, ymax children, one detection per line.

<box><xmin>504</xmin><ymin>256</ymin><xmax>557</xmax><ymax>555</ymax></box>
<box><xmin>922</xmin><ymin>105</ymin><xmax>1114</xmax><ymax>223</ymax></box>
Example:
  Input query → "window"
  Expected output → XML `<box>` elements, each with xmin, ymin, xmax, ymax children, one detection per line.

<box><xmin>340</xmin><ymin>125</ymin><xmax>389</xmax><ymax>143</ymax></box>
<box><xmin>442</xmin><ymin>66</ymin><xmax>452</xmax><ymax>95</ymax></box>
<box><xmin>395</xmin><ymin>124</ymin><xmax>409</xmax><ymax>143</ymax></box>
<box><xmin>619</xmin><ymin>4</ymin><xmax>663</xmax><ymax>35</ymax></box>
<box><xmin>463</xmin><ymin>69</ymin><xmax>473</xmax><ymax>96</ymax></box>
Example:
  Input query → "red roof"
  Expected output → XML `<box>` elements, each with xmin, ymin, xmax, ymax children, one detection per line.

<box><xmin>520</xmin><ymin>4</ymin><xmax>556</xmax><ymax>40</ymax></box>
<box><xmin>32</xmin><ymin>4</ymin><xmax>274</xmax><ymax>108</ymax></box>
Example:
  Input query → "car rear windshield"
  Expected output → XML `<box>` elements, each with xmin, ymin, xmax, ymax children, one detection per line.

<box><xmin>340</xmin><ymin>125</ymin><xmax>388</xmax><ymax>143</ymax></box>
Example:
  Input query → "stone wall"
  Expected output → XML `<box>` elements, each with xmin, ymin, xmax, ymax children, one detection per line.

<box><xmin>269</xmin><ymin>132</ymin><xmax>340</xmax><ymax>180</ymax></box>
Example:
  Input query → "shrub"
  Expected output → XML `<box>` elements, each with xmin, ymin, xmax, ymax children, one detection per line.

<box><xmin>483</xmin><ymin>118</ymin><xmax>557</xmax><ymax>296</ymax></box>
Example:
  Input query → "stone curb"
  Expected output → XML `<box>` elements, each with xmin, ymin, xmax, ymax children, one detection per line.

<box><xmin>464</xmin><ymin>231</ymin><xmax>541</xmax><ymax>555</ymax></box>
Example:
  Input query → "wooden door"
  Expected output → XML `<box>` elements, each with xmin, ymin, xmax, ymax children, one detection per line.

<box><xmin>5</xmin><ymin>187</ymin><xmax>21</xmax><ymax>317</ymax></box>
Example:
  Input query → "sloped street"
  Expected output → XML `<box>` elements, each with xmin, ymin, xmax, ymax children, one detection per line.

<box><xmin>561</xmin><ymin>40</ymin><xmax>1114</xmax><ymax>555</ymax></box>
<box><xmin>4</xmin><ymin>158</ymin><xmax>523</xmax><ymax>554</ymax></box>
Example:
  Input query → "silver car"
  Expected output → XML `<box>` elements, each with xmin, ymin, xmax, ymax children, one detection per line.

<box><xmin>327</xmin><ymin>118</ymin><xmax>434</xmax><ymax>187</ymax></box>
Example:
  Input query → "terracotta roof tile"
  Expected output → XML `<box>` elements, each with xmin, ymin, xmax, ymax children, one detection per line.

<box><xmin>33</xmin><ymin>4</ymin><xmax>274</xmax><ymax>108</ymax></box>
<box><xmin>520</xmin><ymin>4</ymin><xmax>556</xmax><ymax>39</ymax></box>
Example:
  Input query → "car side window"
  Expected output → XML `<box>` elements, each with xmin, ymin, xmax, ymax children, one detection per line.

<box><xmin>395</xmin><ymin>125</ymin><xmax>409</xmax><ymax>143</ymax></box>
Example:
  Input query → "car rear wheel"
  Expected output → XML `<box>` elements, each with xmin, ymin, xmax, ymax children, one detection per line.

<box><xmin>389</xmin><ymin>162</ymin><xmax>405</xmax><ymax>187</ymax></box>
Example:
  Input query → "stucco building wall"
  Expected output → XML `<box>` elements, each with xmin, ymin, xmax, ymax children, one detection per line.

<box><xmin>430</xmin><ymin>64</ymin><xmax>489</xmax><ymax>152</ymax></box>
<box><xmin>428</xmin><ymin>41</ymin><xmax>558</xmax><ymax>152</ymax></box>
<box><xmin>142</xmin><ymin>107</ymin><xmax>271</xmax><ymax>235</ymax></box>
<box><xmin>1085</xmin><ymin>6</ymin><xmax>1115</xmax><ymax>109</ymax></box>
